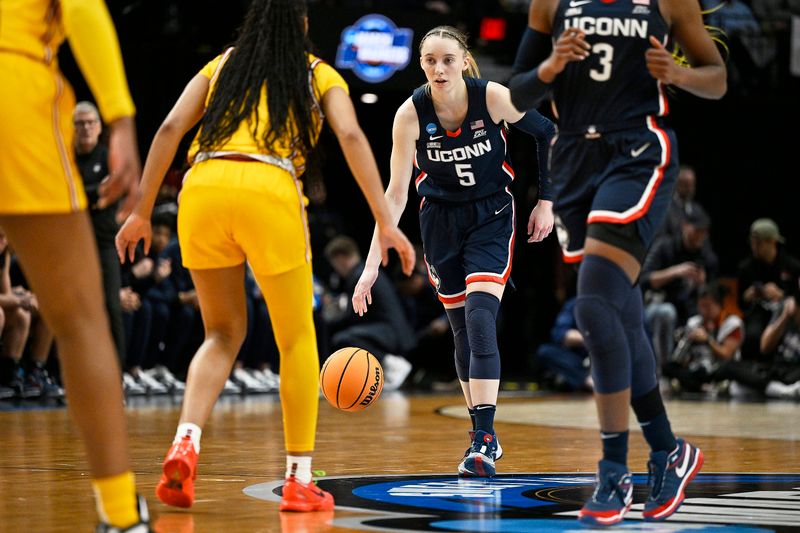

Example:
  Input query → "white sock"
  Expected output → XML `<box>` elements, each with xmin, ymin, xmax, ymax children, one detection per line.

<box><xmin>174</xmin><ymin>423</ymin><xmax>202</xmax><ymax>453</ymax></box>
<box><xmin>286</xmin><ymin>455</ymin><xmax>312</xmax><ymax>485</ymax></box>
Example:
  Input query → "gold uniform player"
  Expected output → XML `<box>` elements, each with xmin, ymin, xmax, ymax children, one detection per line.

<box><xmin>115</xmin><ymin>0</ymin><xmax>414</xmax><ymax>513</ymax></box>
<box><xmin>0</xmin><ymin>0</ymin><xmax>147</xmax><ymax>531</ymax></box>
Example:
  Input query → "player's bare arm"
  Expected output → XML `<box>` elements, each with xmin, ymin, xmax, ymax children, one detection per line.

<box><xmin>648</xmin><ymin>0</ymin><xmax>727</xmax><ymax>99</ymax></box>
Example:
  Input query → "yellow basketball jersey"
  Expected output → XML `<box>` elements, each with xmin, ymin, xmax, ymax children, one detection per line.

<box><xmin>187</xmin><ymin>51</ymin><xmax>348</xmax><ymax>176</ymax></box>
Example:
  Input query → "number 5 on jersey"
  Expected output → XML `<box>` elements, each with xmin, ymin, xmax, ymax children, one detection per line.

<box><xmin>456</xmin><ymin>163</ymin><xmax>475</xmax><ymax>186</ymax></box>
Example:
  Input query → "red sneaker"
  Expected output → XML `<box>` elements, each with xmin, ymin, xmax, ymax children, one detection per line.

<box><xmin>156</xmin><ymin>436</ymin><xmax>198</xmax><ymax>508</ymax></box>
<box><xmin>279</xmin><ymin>476</ymin><xmax>335</xmax><ymax>512</ymax></box>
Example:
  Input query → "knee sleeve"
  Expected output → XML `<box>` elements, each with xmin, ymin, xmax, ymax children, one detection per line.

<box><xmin>575</xmin><ymin>256</ymin><xmax>634</xmax><ymax>393</ymax></box>
<box><xmin>622</xmin><ymin>285</ymin><xmax>658</xmax><ymax>396</ymax></box>
<box><xmin>465</xmin><ymin>292</ymin><xmax>501</xmax><ymax>380</ymax></box>
<box><xmin>445</xmin><ymin>307</ymin><xmax>470</xmax><ymax>381</ymax></box>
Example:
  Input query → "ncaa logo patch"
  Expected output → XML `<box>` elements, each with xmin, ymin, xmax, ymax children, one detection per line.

<box><xmin>426</xmin><ymin>122</ymin><xmax>438</xmax><ymax>135</ymax></box>
<box><xmin>335</xmin><ymin>14</ymin><xmax>413</xmax><ymax>83</ymax></box>
<box><xmin>246</xmin><ymin>473</ymin><xmax>800</xmax><ymax>532</ymax></box>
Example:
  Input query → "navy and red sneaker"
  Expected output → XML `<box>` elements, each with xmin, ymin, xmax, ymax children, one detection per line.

<box><xmin>461</xmin><ymin>430</ymin><xmax>503</xmax><ymax>461</ymax></box>
<box><xmin>458</xmin><ymin>430</ymin><xmax>498</xmax><ymax>477</ymax></box>
<box><xmin>643</xmin><ymin>438</ymin><xmax>704</xmax><ymax>521</ymax></box>
<box><xmin>578</xmin><ymin>459</ymin><xmax>633</xmax><ymax>526</ymax></box>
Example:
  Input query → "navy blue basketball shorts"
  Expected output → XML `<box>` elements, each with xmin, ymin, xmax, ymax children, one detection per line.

<box><xmin>419</xmin><ymin>189</ymin><xmax>515</xmax><ymax>305</ymax></box>
<box><xmin>550</xmin><ymin>119</ymin><xmax>679</xmax><ymax>264</ymax></box>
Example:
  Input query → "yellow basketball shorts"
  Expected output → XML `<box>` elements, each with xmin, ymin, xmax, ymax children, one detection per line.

<box><xmin>0</xmin><ymin>53</ymin><xmax>87</xmax><ymax>214</ymax></box>
<box><xmin>178</xmin><ymin>158</ymin><xmax>312</xmax><ymax>274</ymax></box>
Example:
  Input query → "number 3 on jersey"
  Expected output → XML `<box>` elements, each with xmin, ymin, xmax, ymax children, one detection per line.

<box><xmin>456</xmin><ymin>163</ymin><xmax>475</xmax><ymax>186</ymax></box>
<box><xmin>590</xmin><ymin>43</ymin><xmax>613</xmax><ymax>82</ymax></box>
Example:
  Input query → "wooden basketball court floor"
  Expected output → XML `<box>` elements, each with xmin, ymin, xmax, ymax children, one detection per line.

<box><xmin>2</xmin><ymin>391</ymin><xmax>799</xmax><ymax>532</ymax></box>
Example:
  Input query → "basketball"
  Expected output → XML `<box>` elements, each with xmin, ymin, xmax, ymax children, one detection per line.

<box><xmin>320</xmin><ymin>347</ymin><xmax>384</xmax><ymax>412</ymax></box>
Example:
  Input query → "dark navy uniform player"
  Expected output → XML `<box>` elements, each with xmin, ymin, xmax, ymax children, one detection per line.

<box><xmin>509</xmin><ymin>0</ymin><xmax>726</xmax><ymax>525</ymax></box>
<box><xmin>352</xmin><ymin>26</ymin><xmax>555</xmax><ymax>477</ymax></box>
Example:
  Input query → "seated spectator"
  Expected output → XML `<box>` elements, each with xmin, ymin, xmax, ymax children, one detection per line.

<box><xmin>8</xmin><ymin>254</ymin><xmax>62</xmax><ymax>400</ymax></box>
<box><xmin>324</xmin><ymin>235</ymin><xmax>416</xmax><ymax>391</ymax></box>
<box><xmin>640</xmin><ymin>207</ymin><xmax>719</xmax><ymax>367</ymax></box>
<box><xmin>119</xmin><ymin>249</ymin><xmax>158</xmax><ymax>395</ymax></box>
<box><xmin>119</xmin><ymin>226</ymin><xmax>173</xmax><ymax>396</ymax></box>
<box><xmin>758</xmin><ymin>293</ymin><xmax>800</xmax><ymax>397</ymax></box>
<box><xmin>156</xmin><ymin>232</ymin><xmax>201</xmax><ymax>390</ymax></box>
<box><xmin>0</xmin><ymin>228</ymin><xmax>38</xmax><ymax>398</ymax></box>
<box><xmin>665</xmin><ymin>282</ymin><xmax>743</xmax><ymax>393</ymax></box>
<box><xmin>737</xmin><ymin>218</ymin><xmax>800</xmax><ymax>360</ymax></box>
<box><xmin>534</xmin><ymin>296</ymin><xmax>592</xmax><ymax>392</ymax></box>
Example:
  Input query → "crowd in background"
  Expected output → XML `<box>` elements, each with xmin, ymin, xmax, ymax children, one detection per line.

<box><xmin>2</xmin><ymin>0</ymin><xmax>799</xmax><ymax>403</ymax></box>
<box><xmin>3</xmin><ymin>154</ymin><xmax>800</xmax><ymax>403</ymax></box>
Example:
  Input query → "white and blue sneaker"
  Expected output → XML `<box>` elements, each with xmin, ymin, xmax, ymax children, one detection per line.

<box><xmin>458</xmin><ymin>430</ymin><xmax>498</xmax><ymax>477</ymax></box>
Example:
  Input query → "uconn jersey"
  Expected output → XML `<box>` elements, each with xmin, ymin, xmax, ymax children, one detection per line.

<box><xmin>412</xmin><ymin>77</ymin><xmax>514</xmax><ymax>202</ymax></box>
<box><xmin>552</xmin><ymin>0</ymin><xmax>670</xmax><ymax>130</ymax></box>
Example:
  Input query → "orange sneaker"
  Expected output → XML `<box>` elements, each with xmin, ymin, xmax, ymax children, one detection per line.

<box><xmin>156</xmin><ymin>436</ymin><xmax>198</xmax><ymax>508</ymax></box>
<box><xmin>279</xmin><ymin>476</ymin><xmax>335</xmax><ymax>512</ymax></box>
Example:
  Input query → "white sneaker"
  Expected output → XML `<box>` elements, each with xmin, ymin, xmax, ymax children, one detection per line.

<box><xmin>251</xmin><ymin>368</ymin><xmax>280</xmax><ymax>390</ymax></box>
<box><xmin>232</xmin><ymin>367</ymin><xmax>271</xmax><ymax>393</ymax></box>
<box><xmin>146</xmin><ymin>365</ymin><xmax>185</xmax><ymax>392</ymax></box>
<box><xmin>122</xmin><ymin>372</ymin><xmax>147</xmax><ymax>396</ymax></box>
<box><xmin>765</xmin><ymin>380</ymin><xmax>800</xmax><ymax>399</ymax></box>
<box><xmin>382</xmin><ymin>354</ymin><xmax>412</xmax><ymax>391</ymax></box>
<box><xmin>135</xmin><ymin>371</ymin><xmax>169</xmax><ymax>395</ymax></box>
<box><xmin>221</xmin><ymin>378</ymin><xmax>242</xmax><ymax>395</ymax></box>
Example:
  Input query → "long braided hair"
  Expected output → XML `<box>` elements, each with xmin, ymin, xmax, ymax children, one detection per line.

<box><xmin>196</xmin><ymin>0</ymin><xmax>316</xmax><ymax>161</ymax></box>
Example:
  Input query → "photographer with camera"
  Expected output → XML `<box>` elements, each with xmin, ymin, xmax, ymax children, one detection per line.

<box><xmin>665</xmin><ymin>282</ymin><xmax>743</xmax><ymax>393</ymax></box>
<box><xmin>714</xmin><ymin>289</ymin><xmax>800</xmax><ymax>399</ymax></box>
<box><xmin>737</xmin><ymin>219</ymin><xmax>800</xmax><ymax>360</ymax></box>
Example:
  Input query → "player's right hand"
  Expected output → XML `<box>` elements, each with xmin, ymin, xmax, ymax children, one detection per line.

<box><xmin>100</xmin><ymin>116</ymin><xmax>142</xmax><ymax>223</ymax></box>
<box><xmin>352</xmin><ymin>267</ymin><xmax>379</xmax><ymax>317</ymax></box>
<box><xmin>378</xmin><ymin>226</ymin><xmax>416</xmax><ymax>277</ymax></box>
<box><xmin>543</xmin><ymin>28</ymin><xmax>590</xmax><ymax>76</ymax></box>
<box><xmin>115</xmin><ymin>212</ymin><xmax>151</xmax><ymax>263</ymax></box>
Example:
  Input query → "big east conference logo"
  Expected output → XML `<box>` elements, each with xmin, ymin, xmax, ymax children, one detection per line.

<box><xmin>335</xmin><ymin>14</ymin><xmax>413</xmax><ymax>83</ymax></box>
<box><xmin>246</xmin><ymin>473</ymin><xmax>800</xmax><ymax>532</ymax></box>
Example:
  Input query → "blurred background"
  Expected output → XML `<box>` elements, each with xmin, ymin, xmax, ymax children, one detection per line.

<box><xmin>57</xmin><ymin>0</ymin><xmax>800</xmax><ymax>383</ymax></box>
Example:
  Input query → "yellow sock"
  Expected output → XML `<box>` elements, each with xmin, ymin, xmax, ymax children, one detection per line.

<box><xmin>91</xmin><ymin>471</ymin><xmax>139</xmax><ymax>527</ymax></box>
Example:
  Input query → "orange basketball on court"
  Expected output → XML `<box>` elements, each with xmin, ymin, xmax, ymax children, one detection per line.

<box><xmin>320</xmin><ymin>347</ymin><xmax>383</xmax><ymax>412</ymax></box>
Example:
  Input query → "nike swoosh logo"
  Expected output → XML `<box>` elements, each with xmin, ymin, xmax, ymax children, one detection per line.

<box><xmin>631</xmin><ymin>142</ymin><xmax>651</xmax><ymax>157</ymax></box>
<box><xmin>495</xmin><ymin>203</ymin><xmax>510</xmax><ymax>215</ymax></box>
<box><xmin>430</xmin><ymin>135</ymin><xmax>443</xmax><ymax>141</ymax></box>
<box><xmin>569</xmin><ymin>0</ymin><xmax>592</xmax><ymax>6</ymax></box>
<box><xmin>674</xmin><ymin>444</ymin><xmax>691</xmax><ymax>478</ymax></box>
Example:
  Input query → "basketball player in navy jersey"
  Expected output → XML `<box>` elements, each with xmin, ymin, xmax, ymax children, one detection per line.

<box><xmin>352</xmin><ymin>26</ymin><xmax>555</xmax><ymax>478</ymax></box>
<box><xmin>509</xmin><ymin>0</ymin><xmax>726</xmax><ymax>525</ymax></box>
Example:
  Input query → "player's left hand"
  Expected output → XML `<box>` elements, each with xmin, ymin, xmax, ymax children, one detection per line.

<box><xmin>527</xmin><ymin>199</ymin><xmax>554</xmax><ymax>243</ymax></box>
<box><xmin>645</xmin><ymin>36</ymin><xmax>682</xmax><ymax>86</ymax></box>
